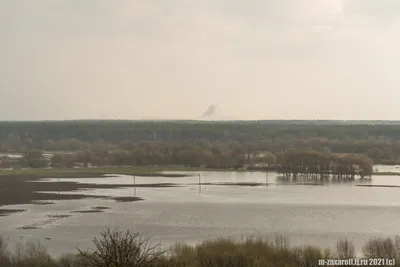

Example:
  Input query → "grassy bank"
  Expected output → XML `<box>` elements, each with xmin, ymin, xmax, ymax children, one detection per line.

<box><xmin>1</xmin><ymin>230</ymin><xmax>400</xmax><ymax>267</ymax></box>
<box><xmin>0</xmin><ymin>165</ymin><xmax>397</xmax><ymax>179</ymax></box>
<box><xmin>0</xmin><ymin>166</ymin><xmax>262</xmax><ymax>178</ymax></box>
<box><xmin>0</xmin><ymin>166</ymin><xmax>184</xmax><ymax>178</ymax></box>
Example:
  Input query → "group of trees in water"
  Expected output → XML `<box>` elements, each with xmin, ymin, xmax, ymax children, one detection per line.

<box><xmin>276</xmin><ymin>149</ymin><xmax>373</xmax><ymax>180</ymax></box>
<box><xmin>0</xmin><ymin>120</ymin><xmax>398</xmax><ymax>170</ymax></box>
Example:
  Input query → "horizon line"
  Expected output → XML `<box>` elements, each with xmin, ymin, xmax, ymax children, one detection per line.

<box><xmin>1</xmin><ymin>119</ymin><xmax>400</xmax><ymax>123</ymax></box>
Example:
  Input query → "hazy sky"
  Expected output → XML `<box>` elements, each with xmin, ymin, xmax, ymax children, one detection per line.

<box><xmin>1</xmin><ymin>0</ymin><xmax>400</xmax><ymax>120</ymax></box>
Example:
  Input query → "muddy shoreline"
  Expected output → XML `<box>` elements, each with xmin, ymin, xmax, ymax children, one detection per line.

<box><xmin>0</xmin><ymin>173</ymin><xmax>179</xmax><ymax>216</ymax></box>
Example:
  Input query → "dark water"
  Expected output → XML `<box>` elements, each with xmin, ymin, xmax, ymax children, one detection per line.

<box><xmin>1</xmin><ymin>167</ymin><xmax>400</xmax><ymax>256</ymax></box>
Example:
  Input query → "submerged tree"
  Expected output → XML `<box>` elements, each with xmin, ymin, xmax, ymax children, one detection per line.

<box><xmin>276</xmin><ymin>149</ymin><xmax>373</xmax><ymax>180</ymax></box>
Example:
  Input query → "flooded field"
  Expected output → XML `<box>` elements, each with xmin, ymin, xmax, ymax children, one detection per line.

<box><xmin>1</xmin><ymin>167</ymin><xmax>400</xmax><ymax>256</ymax></box>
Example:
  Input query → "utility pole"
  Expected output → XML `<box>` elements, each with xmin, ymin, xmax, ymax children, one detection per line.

<box><xmin>198</xmin><ymin>173</ymin><xmax>201</xmax><ymax>193</ymax></box>
<box><xmin>133</xmin><ymin>175</ymin><xmax>136</xmax><ymax>196</ymax></box>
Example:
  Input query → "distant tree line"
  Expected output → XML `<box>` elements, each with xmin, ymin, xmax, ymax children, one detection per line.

<box><xmin>3</xmin><ymin>120</ymin><xmax>400</xmax><ymax>142</ymax></box>
<box><xmin>0</xmin><ymin>120</ymin><xmax>400</xmax><ymax>165</ymax></box>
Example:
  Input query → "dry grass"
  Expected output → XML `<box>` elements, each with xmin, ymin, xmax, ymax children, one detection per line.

<box><xmin>1</xmin><ymin>233</ymin><xmax>400</xmax><ymax>267</ymax></box>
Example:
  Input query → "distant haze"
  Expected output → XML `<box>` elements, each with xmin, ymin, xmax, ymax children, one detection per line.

<box><xmin>1</xmin><ymin>1</ymin><xmax>400</xmax><ymax>120</ymax></box>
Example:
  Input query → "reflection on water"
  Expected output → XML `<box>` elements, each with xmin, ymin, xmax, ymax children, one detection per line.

<box><xmin>276</xmin><ymin>175</ymin><xmax>376</xmax><ymax>187</ymax></box>
<box><xmin>0</xmin><ymin>165</ymin><xmax>400</xmax><ymax>256</ymax></box>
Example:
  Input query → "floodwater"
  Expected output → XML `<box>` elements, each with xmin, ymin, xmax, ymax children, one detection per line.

<box><xmin>1</xmin><ymin>167</ymin><xmax>400</xmax><ymax>256</ymax></box>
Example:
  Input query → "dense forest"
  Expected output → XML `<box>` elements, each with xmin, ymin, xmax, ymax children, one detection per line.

<box><xmin>0</xmin><ymin>120</ymin><xmax>399</xmax><ymax>170</ymax></box>
<box><xmin>3</xmin><ymin>120</ymin><xmax>400</xmax><ymax>143</ymax></box>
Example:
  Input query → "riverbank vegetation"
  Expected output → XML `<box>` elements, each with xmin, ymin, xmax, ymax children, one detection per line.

<box><xmin>0</xmin><ymin>230</ymin><xmax>400</xmax><ymax>267</ymax></box>
<box><xmin>0</xmin><ymin>143</ymin><xmax>374</xmax><ymax>177</ymax></box>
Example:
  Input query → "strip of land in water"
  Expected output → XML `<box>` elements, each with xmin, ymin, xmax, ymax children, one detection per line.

<box><xmin>0</xmin><ymin>166</ymin><xmax>396</xmax><ymax>177</ymax></box>
<box><xmin>0</xmin><ymin>166</ymin><xmax>196</xmax><ymax>177</ymax></box>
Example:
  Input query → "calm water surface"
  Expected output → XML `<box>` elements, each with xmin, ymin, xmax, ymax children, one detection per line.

<box><xmin>1</xmin><ymin>167</ymin><xmax>400</xmax><ymax>256</ymax></box>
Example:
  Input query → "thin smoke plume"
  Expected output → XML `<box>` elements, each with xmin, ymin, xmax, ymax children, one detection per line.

<box><xmin>200</xmin><ymin>104</ymin><xmax>217</xmax><ymax>119</ymax></box>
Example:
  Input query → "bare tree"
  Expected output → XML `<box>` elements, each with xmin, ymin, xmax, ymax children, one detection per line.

<box><xmin>78</xmin><ymin>229</ymin><xmax>165</xmax><ymax>267</ymax></box>
<box><xmin>0</xmin><ymin>236</ymin><xmax>11</xmax><ymax>266</ymax></box>
<box><xmin>336</xmin><ymin>239</ymin><xmax>355</xmax><ymax>259</ymax></box>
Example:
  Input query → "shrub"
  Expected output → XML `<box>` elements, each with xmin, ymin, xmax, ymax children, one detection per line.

<box><xmin>0</xmin><ymin>236</ymin><xmax>11</xmax><ymax>267</ymax></box>
<box><xmin>336</xmin><ymin>239</ymin><xmax>355</xmax><ymax>259</ymax></box>
<box><xmin>3</xmin><ymin>232</ymin><xmax>400</xmax><ymax>267</ymax></box>
<box><xmin>77</xmin><ymin>229</ymin><xmax>165</xmax><ymax>267</ymax></box>
<box><xmin>57</xmin><ymin>253</ymin><xmax>80</xmax><ymax>267</ymax></box>
<box><xmin>362</xmin><ymin>236</ymin><xmax>400</xmax><ymax>259</ymax></box>
<box><xmin>11</xmin><ymin>240</ymin><xmax>56</xmax><ymax>267</ymax></box>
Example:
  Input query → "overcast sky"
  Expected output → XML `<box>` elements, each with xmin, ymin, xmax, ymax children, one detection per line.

<box><xmin>1</xmin><ymin>0</ymin><xmax>400</xmax><ymax>120</ymax></box>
